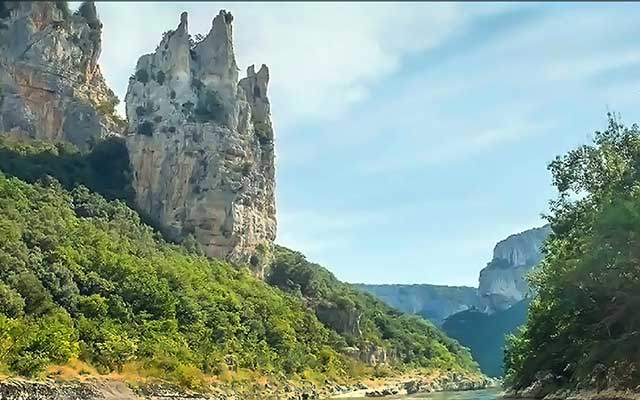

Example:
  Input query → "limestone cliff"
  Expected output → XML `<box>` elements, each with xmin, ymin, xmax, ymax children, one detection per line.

<box><xmin>355</xmin><ymin>284</ymin><xmax>481</xmax><ymax>325</ymax></box>
<box><xmin>478</xmin><ymin>225</ymin><xmax>551</xmax><ymax>313</ymax></box>
<box><xmin>358</xmin><ymin>226</ymin><xmax>551</xmax><ymax>320</ymax></box>
<box><xmin>0</xmin><ymin>1</ymin><xmax>122</xmax><ymax>149</ymax></box>
<box><xmin>125</xmin><ymin>10</ymin><xmax>276</xmax><ymax>276</ymax></box>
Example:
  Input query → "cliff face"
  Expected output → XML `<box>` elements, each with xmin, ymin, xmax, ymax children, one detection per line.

<box><xmin>355</xmin><ymin>226</ymin><xmax>551</xmax><ymax>323</ymax></box>
<box><xmin>125</xmin><ymin>11</ymin><xmax>276</xmax><ymax>276</ymax></box>
<box><xmin>0</xmin><ymin>1</ymin><xmax>122</xmax><ymax>149</ymax></box>
<box><xmin>355</xmin><ymin>284</ymin><xmax>481</xmax><ymax>325</ymax></box>
<box><xmin>478</xmin><ymin>225</ymin><xmax>551</xmax><ymax>313</ymax></box>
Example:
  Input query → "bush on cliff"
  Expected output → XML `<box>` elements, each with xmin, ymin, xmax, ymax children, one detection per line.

<box><xmin>505</xmin><ymin>115</ymin><xmax>640</xmax><ymax>392</ymax></box>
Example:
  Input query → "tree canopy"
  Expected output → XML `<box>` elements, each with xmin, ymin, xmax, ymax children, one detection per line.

<box><xmin>505</xmin><ymin>115</ymin><xmax>640</xmax><ymax>392</ymax></box>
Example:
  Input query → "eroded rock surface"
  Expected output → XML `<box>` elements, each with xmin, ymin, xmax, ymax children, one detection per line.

<box><xmin>0</xmin><ymin>1</ymin><xmax>122</xmax><ymax>149</ymax></box>
<box><xmin>478</xmin><ymin>225</ymin><xmax>551</xmax><ymax>312</ymax></box>
<box><xmin>125</xmin><ymin>10</ymin><xmax>276</xmax><ymax>276</ymax></box>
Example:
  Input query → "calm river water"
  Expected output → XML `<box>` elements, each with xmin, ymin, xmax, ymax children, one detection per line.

<box><xmin>346</xmin><ymin>387</ymin><xmax>503</xmax><ymax>400</ymax></box>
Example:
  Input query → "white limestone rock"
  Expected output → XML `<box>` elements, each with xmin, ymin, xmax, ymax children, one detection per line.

<box><xmin>0</xmin><ymin>1</ymin><xmax>123</xmax><ymax>149</ymax></box>
<box><xmin>478</xmin><ymin>225</ymin><xmax>551</xmax><ymax>312</ymax></box>
<box><xmin>125</xmin><ymin>10</ymin><xmax>276</xmax><ymax>277</ymax></box>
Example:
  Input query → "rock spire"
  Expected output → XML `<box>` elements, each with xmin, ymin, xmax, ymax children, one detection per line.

<box><xmin>125</xmin><ymin>10</ymin><xmax>276</xmax><ymax>276</ymax></box>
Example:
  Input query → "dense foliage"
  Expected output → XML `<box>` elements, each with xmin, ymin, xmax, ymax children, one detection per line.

<box><xmin>0</xmin><ymin>135</ymin><xmax>133</xmax><ymax>203</ymax></box>
<box><xmin>0</xmin><ymin>135</ymin><xmax>480</xmax><ymax>384</ymax></box>
<box><xmin>505</xmin><ymin>115</ymin><xmax>640</xmax><ymax>392</ymax></box>
<box><xmin>269</xmin><ymin>246</ymin><xmax>478</xmax><ymax>373</ymax></box>
<box><xmin>442</xmin><ymin>300</ymin><xmax>529</xmax><ymax>377</ymax></box>
<box><xmin>0</xmin><ymin>174</ymin><xmax>350</xmax><ymax>382</ymax></box>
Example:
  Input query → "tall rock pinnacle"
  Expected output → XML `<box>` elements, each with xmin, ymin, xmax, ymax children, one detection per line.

<box><xmin>0</xmin><ymin>1</ymin><xmax>122</xmax><ymax>149</ymax></box>
<box><xmin>125</xmin><ymin>10</ymin><xmax>276</xmax><ymax>277</ymax></box>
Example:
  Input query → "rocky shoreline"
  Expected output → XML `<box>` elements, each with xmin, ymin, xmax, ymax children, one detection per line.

<box><xmin>504</xmin><ymin>374</ymin><xmax>640</xmax><ymax>400</ymax></box>
<box><xmin>332</xmin><ymin>371</ymin><xmax>498</xmax><ymax>398</ymax></box>
<box><xmin>0</xmin><ymin>371</ymin><xmax>497</xmax><ymax>400</ymax></box>
<box><xmin>505</xmin><ymin>388</ymin><xmax>640</xmax><ymax>400</ymax></box>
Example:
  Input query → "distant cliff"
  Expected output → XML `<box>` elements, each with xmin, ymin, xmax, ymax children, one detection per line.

<box><xmin>0</xmin><ymin>1</ymin><xmax>123</xmax><ymax>149</ymax></box>
<box><xmin>355</xmin><ymin>225</ymin><xmax>550</xmax><ymax>324</ymax></box>
<box><xmin>354</xmin><ymin>284</ymin><xmax>481</xmax><ymax>325</ymax></box>
<box><xmin>478</xmin><ymin>225</ymin><xmax>550</xmax><ymax>313</ymax></box>
<box><xmin>359</xmin><ymin>225</ymin><xmax>551</xmax><ymax>377</ymax></box>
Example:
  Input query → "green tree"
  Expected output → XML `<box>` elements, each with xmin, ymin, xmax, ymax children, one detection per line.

<box><xmin>505</xmin><ymin>114</ymin><xmax>640</xmax><ymax>392</ymax></box>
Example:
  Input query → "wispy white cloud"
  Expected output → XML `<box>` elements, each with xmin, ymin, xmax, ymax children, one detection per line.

<box><xmin>276</xmin><ymin>4</ymin><xmax>640</xmax><ymax>176</ymax></box>
<box><xmin>90</xmin><ymin>3</ymin><xmax>640</xmax><ymax>285</ymax></box>
<box><xmin>94</xmin><ymin>2</ymin><xmax>508</xmax><ymax>126</ymax></box>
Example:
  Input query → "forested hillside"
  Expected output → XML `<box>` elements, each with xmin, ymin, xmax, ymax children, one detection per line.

<box><xmin>443</xmin><ymin>300</ymin><xmax>529</xmax><ymax>377</ymax></box>
<box><xmin>0</xmin><ymin>136</ymin><xmax>478</xmax><ymax>386</ymax></box>
<box><xmin>0</xmin><ymin>173</ymin><xmax>349</xmax><ymax>383</ymax></box>
<box><xmin>269</xmin><ymin>247</ymin><xmax>477</xmax><ymax>371</ymax></box>
<box><xmin>505</xmin><ymin>115</ymin><xmax>640</xmax><ymax>394</ymax></box>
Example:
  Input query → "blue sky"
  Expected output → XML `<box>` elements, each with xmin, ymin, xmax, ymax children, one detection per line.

<box><xmin>84</xmin><ymin>2</ymin><xmax>640</xmax><ymax>286</ymax></box>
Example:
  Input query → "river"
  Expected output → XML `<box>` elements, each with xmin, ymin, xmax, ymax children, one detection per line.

<box><xmin>341</xmin><ymin>387</ymin><xmax>504</xmax><ymax>400</ymax></box>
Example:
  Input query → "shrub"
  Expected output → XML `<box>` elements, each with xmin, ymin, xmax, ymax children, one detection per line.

<box><xmin>135</xmin><ymin>69</ymin><xmax>149</xmax><ymax>84</ymax></box>
<box><xmin>138</xmin><ymin>121</ymin><xmax>154</xmax><ymax>136</ymax></box>
<box><xmin>0</xmin><ymin>135</ymin><xmax>134</xmax><ymax>204</ymax></box>
<box><xmin>0</xmin><ymin>283</ymin><xmax>25</xmax><ymax>317</ymax></box>
<box><xmin>96</xmin><ymin>101</ymin><xmax>115</xmax><ymax>115</ymax></box>
<box><xmin>7</xmin><ymin>311</ymin><xmax>79</xmax><ymax>377</ymax></box>
<box><xmin>10</xmin><ymin>272</ymin><xmax>54</xmax><ymax>316</ymax></box>
<box><xmin>155</xmin><ymin>70</ymin><xmax>166</xmax><ymax>85</ymax></box>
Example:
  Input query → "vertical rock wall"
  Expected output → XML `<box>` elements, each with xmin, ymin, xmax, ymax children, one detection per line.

<box><xmin>0</xmin><ymin>1</ymin><xmax>122</xmax><ymax>149</ymax></box>
<box><xmin>478</xmin><ymin>225</ymin><xmax>551</xmax><ymax>312</ymax></box>
<box><xmin>125</xmin><ymin>10</ymin><xmax>276</xmax><ymax>276</ymax></box>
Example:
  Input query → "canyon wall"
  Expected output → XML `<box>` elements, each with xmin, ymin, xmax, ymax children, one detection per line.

<box><xmin>0</xmin><ymin>1</ymin><xmax>122</xmax><ymax>149</ymax></box>
<box><xmin>478</xmin><ymin>225</ymin><xmax>551</xmax><ymax>312</ymax></box>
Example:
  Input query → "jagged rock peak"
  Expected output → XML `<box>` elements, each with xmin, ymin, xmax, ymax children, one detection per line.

<box><xmin>0</xmin><ymin>1</ymin><xmax>123</xmax><ymax>149</ymax></box>
<box><xmin>125</xmin><ymin>9</ymin><xmax>276</xmax><ymax>277</ymax></box>
<box><xmin>192</xmin><ymin>9</ymin><xmax>239</xmax><ymax>95</ymax></box>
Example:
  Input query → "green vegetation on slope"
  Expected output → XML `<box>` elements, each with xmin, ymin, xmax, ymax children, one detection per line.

<box><xmin>0</xmin><ymin>136</ymin><xmax>479</xmax><ymax>386</ymax></box>
<box><xmin>442</xmin><ymin>300</ymin><xmax>529</xmax><ymax>377</ymax></box>
<box><xmin>269</xmin><ymin>246</ymin><xmax>478</xmax><ymax>374</ymax></box>
<box><xmin>0</xmin><ymin>174</ymin><xmax>349</xmax><ymax>383</ymax></box>
<box><xmin>0</xmin><ymin>134</ymin><xmax>134</xmax><ymax>204</ymax></box>
<box><xmin>505</xmin><ymin>115</ymin><xmax>640</xmax><ymax>392</ymax></box>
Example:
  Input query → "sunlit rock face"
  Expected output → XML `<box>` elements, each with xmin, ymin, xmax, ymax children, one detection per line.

<box><xmin>355</xmin><ymin>284</ymin><xmax>481</xmax><ymax>326</ymax></box>
<box><xmin>478</xmin><ymin>225</ymin><xmax>551</xmax><ymax>313</ymax></box>
<box><xmin>125</xmin><ymin>10</ymin><xmax>276</xmax><ymax>277</ymax></box>
<box><xmin>0</xmin><ymin>1</ymin><xmax>122</xmax><ymax>149</ymax></box>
